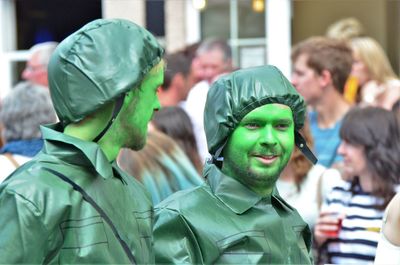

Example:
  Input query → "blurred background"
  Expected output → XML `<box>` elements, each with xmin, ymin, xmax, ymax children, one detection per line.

<box><xmin>0</xmin><ymin>0</ymin><xmax>399</xmax><ymax>99</ymax></box>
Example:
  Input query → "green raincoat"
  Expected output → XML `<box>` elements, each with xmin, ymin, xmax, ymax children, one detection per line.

<box><xmin>0</xmin><ymin>19</ymin><xmax>164</xmax><ymax>263</ymax></box>
<box><xmin>0</xmin><ymin>124</ymin><xmax>153</xmax><ymax>263</ymax></box>
<box><xmin>154</xmin><ymin>65</ymin><xmax>313</xmax><ymax>264</ymax></box>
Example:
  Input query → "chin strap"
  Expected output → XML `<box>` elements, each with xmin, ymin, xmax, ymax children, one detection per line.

<box><xmin>295</xmin><ymin>130</ymin><xmax>318</xmax><ymax>165</ymax></box>
<box><xmin>210</xmin><ymin>139</ymin><xmax>227</xmax><ymax>168</ymax></box>
<box><xmin>93</xmin><ymin>94</ymin><xmax>126</xmax><ymax>142</ymax></box>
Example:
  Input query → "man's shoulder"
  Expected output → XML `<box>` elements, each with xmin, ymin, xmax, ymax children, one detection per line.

<box><xmin>0</xmin><ymin>156</ymin><xmax>74</xmax><ymax>199</ymax></box>
<box><xmin>155</xmin><ymin>184</ymin><xmax>212</xmax><ymax>212</ymax></box>
<box><xmin>2</xmin><ymin>156</ymin><xmax>44</xmax><ymax>181</ymax></box>
<box><xmin>0</xmin><ymin>158</ymin><xmax>76</xmax><ymax>217</ymax></box>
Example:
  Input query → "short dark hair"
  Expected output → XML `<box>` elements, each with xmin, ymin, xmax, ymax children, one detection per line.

<box><xmin>152</xmin><ymin>106</ymin><xmax>202</xmax><ymax>173</ymax></box>
<box><xmin>292</xmin><ymin>37</ymin><xmax>352</xmax><ymax>93</ymax></box>
<box><xmin>161</xmin><ymin>51</ymin><xmax>191</xmax><ymax>91</ymax></box>
<box><xmin>340</xmin><ymin>107</ymin><xmax>400</xmax><ymax>208</ymax></box>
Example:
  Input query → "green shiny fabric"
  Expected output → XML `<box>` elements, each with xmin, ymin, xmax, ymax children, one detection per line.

<box><xmin>0</xmin><ymin>124</ymin><xmax>153</xmax><ymax>264</ymax></box>
<box><xmin>204</xmin><ymin>65</ymin><xmax>306</xmax><ymax>156</ymax></box>
<box><xmin>48</xmin><ymin>19</ymin><xmax>164</xmax><ymax>126</ymax></box>
<box><xmin>154</xmin><ymin>163</ymin><xmax>313</xmax><ymax>264</ymax></box>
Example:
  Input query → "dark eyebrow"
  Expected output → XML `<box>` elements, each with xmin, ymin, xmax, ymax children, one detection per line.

<box><xmin>276</xmin><ymin>118</ymin><xmax>292</xmax><ymax>123</ymax></box>
<box><xmin>240</xmin><ymin>116</ymin><xmax>260</xmax><ymax>123</ymax></box>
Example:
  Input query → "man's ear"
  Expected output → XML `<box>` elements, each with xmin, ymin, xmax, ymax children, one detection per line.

<box><xmin>171</xmin><ymin>73</ymin><xmax>185</xmax><ymax>92</ymax></box>
<box><xmin>224</xmin><ymin>58</ymin><xmax>233</xmax><ymax>72</ymax></box>
<box><xmin>172</xmin><ymin>72</ymin><xmax>185</xmax><ymax>86</ymax></box>
<box><xmin>318</xmin><ymin>69</ymin><xmax>333</xmax><ymax>88</ymax></box>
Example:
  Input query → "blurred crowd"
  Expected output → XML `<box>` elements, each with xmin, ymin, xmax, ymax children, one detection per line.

<box><xmin>1</xmin><ymin>17</ymin><xmax>400</xmax><ymax>264</ymax></box>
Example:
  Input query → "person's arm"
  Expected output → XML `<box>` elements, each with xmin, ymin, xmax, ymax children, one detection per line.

<box><xmin>154</xmin><ymin>207</ymin><xmax>203</xmax><ymax>264</ymax></box>
<box><xmin>382</xmin><ymin>193</ymin><xmax>400</xmax><ymax>246</ymax></box>
<box><xmin>0</xmin><ymin>189</ymin><xmax>49</xmax><ymax>263</ymax></box>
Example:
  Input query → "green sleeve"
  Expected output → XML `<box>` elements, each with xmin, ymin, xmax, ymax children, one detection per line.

<box><xmin>154</xmin><ymin>208</ymin><xmax>204</xmax><ymax>264</ymax></box>
<box><xmin>0</xmin><ymin>190</ymin><xmax>49</xmax><ymax>263</ymax></box>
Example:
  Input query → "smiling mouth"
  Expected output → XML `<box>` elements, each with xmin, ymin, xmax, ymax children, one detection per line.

<box><xmin>253</xmin><ymin>154</ymin><xmax>279</xmax><ymax>165</ymax></box>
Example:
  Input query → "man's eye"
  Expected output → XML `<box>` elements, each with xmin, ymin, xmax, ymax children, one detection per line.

<box><xmin>244</xmin><ymin>123</ymin><xmax>260</xmax><ymax>129</ymax></box>
<box><xmin>276</xmin><ymin>124</ymin><xmax>290</xmax><ymax>130</ymax></box>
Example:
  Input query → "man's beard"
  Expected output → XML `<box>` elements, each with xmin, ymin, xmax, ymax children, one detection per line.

<box><xmin>227</xmin><ymin>158</ymin><xmax>278</xmax><ymax>190</ymax></box>
<box><xmin>125</xmin><ymin>127</ymin><xmax>147</xmax><ymax>151</ymax></box>
<box><xmin>119</xmin><ymin>96</ymin><xmax>148</xmax><ymax>151</ymax></box>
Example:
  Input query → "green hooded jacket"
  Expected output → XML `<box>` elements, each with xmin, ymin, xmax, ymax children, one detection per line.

<box><xmin>154</xmin><ymin>65</ymin><xmax>313</xmax><ymax>264</ymax></box>
<box><xmin>0</xmin><ymin>19</ymin><xmax>163</xmax><ymax>264</ymax></box>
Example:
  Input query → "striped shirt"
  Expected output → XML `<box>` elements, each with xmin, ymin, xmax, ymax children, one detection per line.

<box><xmin>322</xmin><ymin>179</ymin><xmax>385</xmax><ymax>264</ymax></box>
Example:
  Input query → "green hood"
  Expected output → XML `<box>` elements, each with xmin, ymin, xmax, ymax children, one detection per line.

<box><xmin>204</xmin><ymin>65</ymin><xmax>316</xmax><ymax>164</ymax></box>
<box><xmin>48</xmin><ymin>19</ymin><xmax>164</xmax><ymax>126</ymax></box>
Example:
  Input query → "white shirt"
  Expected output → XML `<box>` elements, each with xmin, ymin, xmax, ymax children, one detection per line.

<box><xmin>0</xmin><ymin>154</ymin><xmax>31</xmax><ymax>183</ymax></box>
<box><xmin>276</xmin><ymin>164</ymin><xmax>342</xmax><ymax>229</ymax></box>
<box><xmin>182</xmin><ymin>81</ymin><xmax>211</xmax><ymax>163</ymax></box>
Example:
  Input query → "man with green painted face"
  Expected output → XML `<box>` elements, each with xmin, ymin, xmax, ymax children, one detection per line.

<box><xmin>0</xmin><ymin>19</ymin><xmax>164</xmax><ymax>263</ymax></box>
<box><xmin>154</xmin><ymin>65</ymin><xmax>318</xmax><ymax>264</ymax></box>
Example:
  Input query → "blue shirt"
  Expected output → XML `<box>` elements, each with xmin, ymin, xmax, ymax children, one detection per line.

<box><xmin>309</xmin><ymin>111</ymin><xmax>343</xmax><ymax>167</ymax></box>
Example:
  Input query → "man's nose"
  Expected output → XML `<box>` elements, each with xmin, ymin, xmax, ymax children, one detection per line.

<box><xmin>260</xmin><ymin>126</ymin><xmax>277</xmax><ymax>146</ymax></box>
<box><xmin>291</xmin><ymin>75</ymin><xmax>297</xmax><ymax>87</ymax></box>
<box><xmin>337</xmin><ymin>142</ymin><xmax>345</xmax><ymax>155</ymax></box>
<box><xmin>154</xmin><ymin>93</ymin><xmax>161</xmax><ymax>111</ymax></box>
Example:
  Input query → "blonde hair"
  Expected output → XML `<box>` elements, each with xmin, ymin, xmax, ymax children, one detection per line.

<box><xmin>326</xmin><ymin>17</ymin><xmax>364</xmax><ymax>40</ymax></box>
<box><xmin>351</xmin><ymin>37</ymin><xmax>398</xmax><ymax>84</ymax></box>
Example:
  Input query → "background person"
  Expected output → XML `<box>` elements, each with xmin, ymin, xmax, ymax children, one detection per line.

<box><xmin>158</xmin><ymin>51</ymin><xmax>192</xmax><ymax>107</ymax></box>
<box><xmin>350</xmin><ymin>36</ymin><xmax>400</xmax><ymax>110</ymax></box>
<box><xmin>151</xmin><ymin>106</ymin><xmax>203</xmax><ymax>173</ymax></box>
<box><xmin>291</xmin><ymin>36</ymin><xmax>353</xmax><ymax>168</ymax></box>
<box><xmin>118</xmin><ymin>130</ymin><xmax>203</xmax><ymax>204</ymax></box>
<box><xmin>325</xmin><ymin>17</ymin><xmax>365</xmax><ymax>105</ymax></box>
<box><xmin>314</xmin><ymin>107</ymin><xmax>400</xmax><ymax>264</ymax></box>
<box><xmin>21</xmin><ymin>41</ymin><xmax>58</xmax><ymax>88</ymax></box>
<box><xmin>375</xmin><ymin>193</ymin><xmax>400</xmax><ymax>264</ymax></box>
<box><xmin>392</xmin><ymin>99</ymin><xmax>400</xmax><ymax>125</ymax></box>
<box><xmin>326</xmin><ymin>17</ymin><xmax>365</xmax><ymax>41</ymax></box>
<box><xmin>277</xmin><ymin>119</ymin><xmax>342</xmax><ymax>230</ymax></box>
<box><xmin>0</xmin><ymin>82</ymin><xmax>56</xmax><ymax>182</ymax></box>
<box><xmin>182</xmin><ymin>38</ymin><xmax>233</xmax><ymax>163</ymax></box>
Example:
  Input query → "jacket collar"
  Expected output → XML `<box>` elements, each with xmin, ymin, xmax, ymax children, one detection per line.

<box><xmin>40</xmin><ymin>123</ymin><xmax>113</xmax><ymax>179</ymax></box>
<box><xmin>204</xmin><ymin>163</ymin><xmax>295</xmax><ymax>214</ymax></box>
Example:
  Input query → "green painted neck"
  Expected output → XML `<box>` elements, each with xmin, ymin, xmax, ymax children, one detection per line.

<box><xmin>63</xmin><ymin>101</ymin><xmax>119</xmax><ymax>162</ymax></box>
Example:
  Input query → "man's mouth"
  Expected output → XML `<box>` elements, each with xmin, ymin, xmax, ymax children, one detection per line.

<box><xmin>253</xmin><ymin>154</ymin><xmax>279</xmax><ymax>165</ymax></box>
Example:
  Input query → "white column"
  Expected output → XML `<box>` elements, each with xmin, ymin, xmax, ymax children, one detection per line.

<box><xmin>185</xmin><ymin>0</ymin><xmax>201</xmax><ymax>45</ymax></box>
<box><xmin>165</xmin><ymin>0</ymin><xmax>186</xmax><ymax>53</ymax></box>
<box><xmin>0</xmin><ymin>0</ymin><xmax>17</xmax><ymax>99</ymax></box>
<box><xmin>102</xmin><ymin>0</ymin><xmax>145</xmax><ymax>26</ymax></box>
<box><xmin>266</xmin><ymin>0</ymin><xmax>291</xmax><ymax>78</ymax></box>
<box><xmin>229</xmin><ymin>0</ymin><xmax>239</xmax><ymax>67</ymax></box>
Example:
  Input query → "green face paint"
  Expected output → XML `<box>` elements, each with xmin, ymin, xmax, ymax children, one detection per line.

<box><xmin>98</xmin><ymin>61</ymin><xmax>164</xmax><ymax>161</ymax></box>
<box><xmin>115</xmin><ymin>61</ymin><xmax>164</xmax><ymax>151</ymax></box>
<box><xmin>221</xmin><ymin>103</ymin><xmax>295</xmax><ymax>196</ymax></box>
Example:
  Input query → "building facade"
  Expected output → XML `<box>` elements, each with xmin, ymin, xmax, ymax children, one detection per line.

<box><xmin>0</xmin><ymin>0</ymin><xmax>398</xmax><ymax>99</ymax></box>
